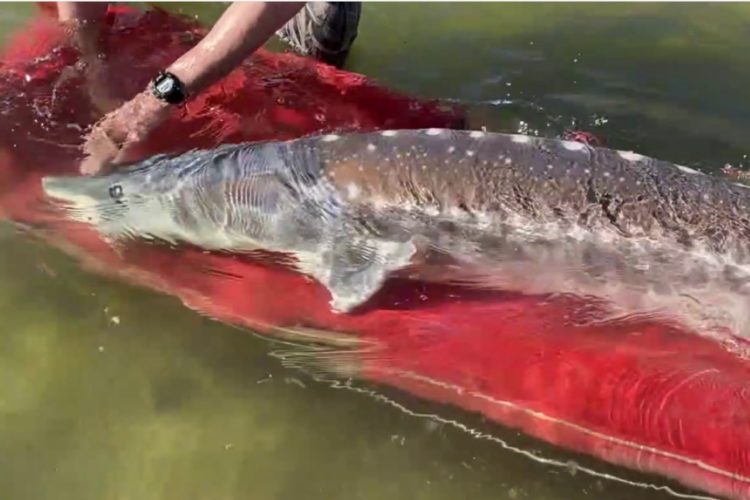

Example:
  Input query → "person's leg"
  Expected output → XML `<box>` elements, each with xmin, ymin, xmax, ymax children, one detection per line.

<box><xmin>276</xmin><ymin>2</ymin><xmax>361</xmax><ymax>68</ymax></box>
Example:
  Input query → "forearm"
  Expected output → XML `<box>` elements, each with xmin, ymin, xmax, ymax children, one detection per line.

<box><xmin>57</xmin><ymin>2</ymin><xmax>109</xmax><ymax>23</ymax></box>
<box><xmin>56</xmin><ymin>2</ymin><xmax>109</xmax><ymax>56</ymax></box>
<box><xmin>167</xmin><ymin>2</ymin><xmax>305</xmax><ymax>97</ymax></box>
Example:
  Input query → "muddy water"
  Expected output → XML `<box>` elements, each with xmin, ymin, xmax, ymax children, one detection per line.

<box><xmin>3</xmin><ymin>3</ymin><xmax>748</xmax><ymax>499</ymax></box>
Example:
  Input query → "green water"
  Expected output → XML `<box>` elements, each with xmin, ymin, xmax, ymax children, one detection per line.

<box><xmin>2</xmin><ymin>3</ymin><xmax>748</xmax><ymax>499</ymax></box>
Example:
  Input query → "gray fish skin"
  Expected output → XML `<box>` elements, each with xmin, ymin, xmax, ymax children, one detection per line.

<box><xmin>41</xmin><ymin>129</ymin><xmax>750</xmax><ymax>327</ymax></box>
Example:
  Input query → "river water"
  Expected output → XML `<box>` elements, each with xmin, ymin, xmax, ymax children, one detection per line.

<box><xmin>2</xmin><ymin>3</ymin><xmax>749</xmax><ymax>499</ymax></box>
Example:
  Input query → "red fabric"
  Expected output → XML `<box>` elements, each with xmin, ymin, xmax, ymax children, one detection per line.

<box><xmin>1</xmin><ymin>6</ymin><xmax>749</xmax><ymax>499</ymax></box>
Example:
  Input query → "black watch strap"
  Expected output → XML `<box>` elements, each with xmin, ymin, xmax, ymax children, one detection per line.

<box><xmin>151</xmin><ymin>71</ymin><xmax>187</xmax><ymax>105</ymax></box>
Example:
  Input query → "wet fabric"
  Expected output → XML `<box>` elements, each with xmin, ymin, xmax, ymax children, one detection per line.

<box><xmin>276</xmin><ymin>2</ymin><xmax>362</xmax><ymax>68</ymax></box>
<box><xmin>0</xmin><ymin>5</ymin><xmax>749</xmax><ymax>499</ymax></box>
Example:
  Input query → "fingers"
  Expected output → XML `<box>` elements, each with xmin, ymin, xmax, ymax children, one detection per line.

<box><xmin>80</xmin><ymin>119</ymin><xmax>121</xmax><ymax>175</ymax></box>
<box><xmin>80</xmin><ymin>122</ymin><xmax>145</xmax><ymax>175</ymax></box>
<box><xmin>112</xmin><ymin>140</ymin><xmax>139</xmax><ymax>167</ymax></box>
<box><xmin>80</xmin><ymin>154</ymin><xmax>106</xmax><ymax>176</ymax></box>
<box><xmin>78</xmin><ymin>90</ymin><xmax>171</xmax><ymax>175</ymax></box>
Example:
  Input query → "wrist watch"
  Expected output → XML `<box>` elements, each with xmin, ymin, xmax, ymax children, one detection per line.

<box><xmin>151</xmin><ymin>71</ymin><xmax>187</xmax><ymax>105</ymax></box>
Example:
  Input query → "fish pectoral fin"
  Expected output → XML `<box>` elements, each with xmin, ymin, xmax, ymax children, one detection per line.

<box><xmin>324</xmin><ymin>238</ymin><xmax>417</xmax><ymax>313</ymax></box>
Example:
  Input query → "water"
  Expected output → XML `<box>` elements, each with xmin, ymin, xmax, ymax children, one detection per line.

<box><xmin>1</xmin><ymin>229</ymin><xmax>686</xmax><ymax>500</ymax></box>
<box><xmin>2</xmin><ymin>3</ymin><xmax>749</xmax><ymax>500</ymax></box>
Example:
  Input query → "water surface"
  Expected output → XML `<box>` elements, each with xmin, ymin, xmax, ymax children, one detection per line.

<box><xmin>3</xmin><ymin>3</ymin><xmax>749</xmax><ymax>499</ymax></box>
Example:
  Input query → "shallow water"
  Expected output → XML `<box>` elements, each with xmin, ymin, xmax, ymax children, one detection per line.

<box><xmin>2</xmin><ymin>3</ymin><xmax>749</xmax><ymax>500</ymax></box>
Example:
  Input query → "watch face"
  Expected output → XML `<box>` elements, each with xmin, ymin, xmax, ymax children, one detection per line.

<box><xmin>156</xmin><ymin>78</ymin><xmax>174</xmax><ymax>95</ymax></box>
<box><xmin>152</xmin><ymin>72</ymin><xmax>185</xmax><ymax>104</ymax></box>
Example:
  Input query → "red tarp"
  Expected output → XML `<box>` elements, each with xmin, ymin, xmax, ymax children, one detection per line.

<box><xmin>1</xmin><ymin>5</ymin><xmax>749</xmax><ymax>499</ymax></box>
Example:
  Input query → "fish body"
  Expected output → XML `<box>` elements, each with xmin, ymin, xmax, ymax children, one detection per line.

<box><xmin>42</xmin><ymin>129</ymin><xmax>750</xmax><ymax>332</ymax></box>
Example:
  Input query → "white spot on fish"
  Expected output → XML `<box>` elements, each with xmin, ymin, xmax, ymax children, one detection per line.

<box><xmin>676</xmin><ymin>164</ymin><xmax>702</xmax><ymax>175</ymax></box>
<box><xmin>322</xmin><ymin>134</ymin><xmax>339</xmax><ymax>142</ymax></box>
<box><xmin>382</xmin><ymin>130</ymin><xmax>397</xmax><ymax>137</ymax></box>
<box><xmin>467</xmin><ymin>150</ymin><xmax>475</xmax><ymax>157</ymax></box>
<box><xmin>448</xmin><ymin>146</ymin><xmax>456</xmax><ymax>154</ymax></box>
<box><xmin>563</xmin><ymin>141</ymin><xmax>585</xmax><ymax>151</ymax></box>
<box><xmin>584</xmin><ymin>169</ymin><xmax>591</xmax><ymax>175</ymax></box>
<box><xmin>367</xmin><ymin>143</ymin><xmax>376</xmax><ymax>152</ymax></box>
<box><xmin>426</xmin><ymin>128</ymin><xmax>442</xmax><ymax>136</ymax></box>
<box><xmin>546</xmin><ymin>164</ymin><xmax>553</xmax><ymax>170</ymax></box>
<box><xmin>619</xmin><ymin>177</ymin><xmax>625</xmax><ymax>182</ymax></box>
<box><xmin>512</xmin><ymin>135</ymin><xmax>530</xmax><ymax>144</ymax></box>
<box><xmin>618</xmin><ymin>150</ymin><xmax>644</xmax><ymax>162</ymax></box>
<box><xmin>346</xmin><ymin>183</ymin><xmax>361</xmax><ymax>200</ymax></box>
<box><xmin>470</xmin><ymin>131</ymin><xmax>485</xmax><ymax>138</ymax></box>
<box><xmin>421</xmin><ymin>165</ymin><xmax>427</xmax><ymax>171</ymax></box>
<box><xmin>504</xmin><ymin>157</ymin><xmax>512</xmax><ymax>164</ymax></box>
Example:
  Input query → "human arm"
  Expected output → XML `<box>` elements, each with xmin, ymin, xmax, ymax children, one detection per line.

<box><xmin>57</xmin><ymin>2</ymin><xmax>109</xmax><ymax>58</ymax></box>
<box><xmin>57</xmin><ymin>2</ymin><xmax>109</xmax><ymax>23</ymax></box>
<box><xmin>56</xmin><ymin>2</ymin><xmax>125</xmax><ymax>114</ymax></box>
<box><xmin>168</xmin><ymin>2</ymin><xmax>304</xmax><ymax>96</ymax></box>
<box><xmin>80</xmin><ymin>2</ymin><xmax>305</xmax><ymax>175</ymax></box>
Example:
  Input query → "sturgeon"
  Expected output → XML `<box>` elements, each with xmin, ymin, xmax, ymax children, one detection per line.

<box><xmin>41</xmin><ymin>129</ymin><xmax>750</xmax><ymax>335</ymax></box>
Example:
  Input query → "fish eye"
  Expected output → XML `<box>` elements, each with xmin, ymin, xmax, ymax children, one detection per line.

<box><xmin>109</xmin><ymin>184</ymin><xmax>124</xmax><ymax>202</ymax></box>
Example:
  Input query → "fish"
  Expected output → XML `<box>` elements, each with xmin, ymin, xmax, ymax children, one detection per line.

<box><xmin>41</xmin><ymin>128</ymin><xmax>750</xmax><ymax>334</ymax></box>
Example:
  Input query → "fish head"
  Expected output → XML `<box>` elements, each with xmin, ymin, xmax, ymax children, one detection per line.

<box><xmin>41</xmin><ymin>158</ymin><xmax>173</xmax><ymax>240</ymax></box>
<box><xmin>40</xmin><ymin>143</ymin><xmax>330</xmax><ymax>246</ymax></box>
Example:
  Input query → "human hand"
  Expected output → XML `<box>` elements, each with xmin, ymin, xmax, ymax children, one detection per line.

<box><xmin>79</xmin><ymin>56</ymin><xmax>123</xmax><ymax>115</ymax></box>
<box><xmin>80</xmin><ymin>89</ymin><xmax>171</xmax><ymax>175</ymax></box>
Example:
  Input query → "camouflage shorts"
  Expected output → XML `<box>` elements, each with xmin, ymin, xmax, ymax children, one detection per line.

<box><xmin>276</xmin><ymin>2</ymin><xmax>362</xmax><ymax>68</ymax></box>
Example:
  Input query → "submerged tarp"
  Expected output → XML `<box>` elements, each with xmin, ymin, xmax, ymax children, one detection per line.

<box><xmin>1</xmin><ymin>5</ymin><xmax>749</xmax><ymax>499</ymax></box>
